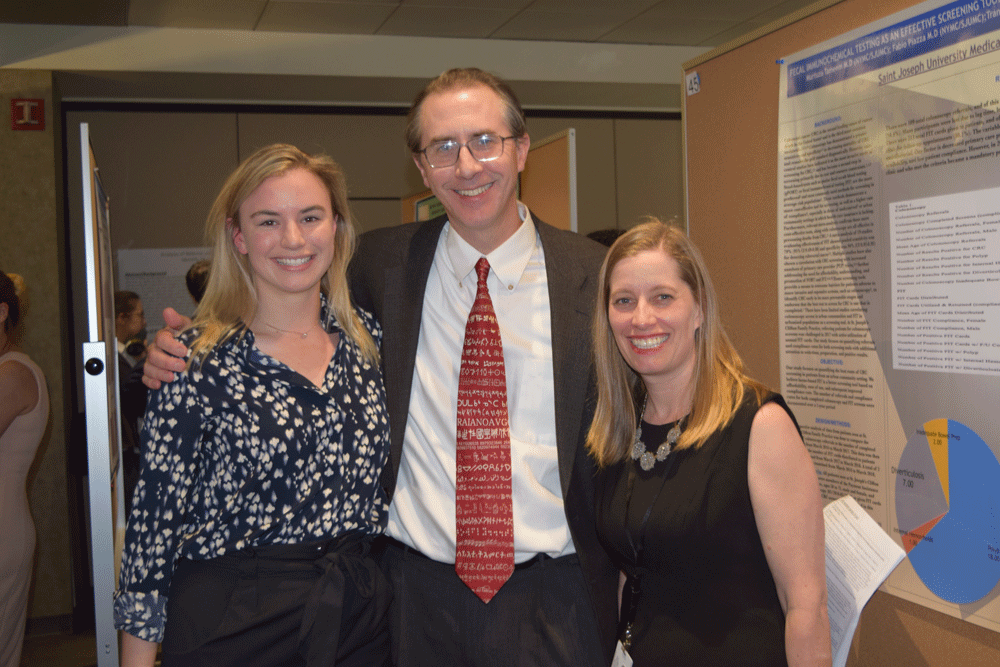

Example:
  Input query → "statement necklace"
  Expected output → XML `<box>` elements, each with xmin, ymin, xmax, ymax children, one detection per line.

<box><xmin>631</xmin><ymin>397</ymin><xmax>684</xmax><ymax>471</ymax></box>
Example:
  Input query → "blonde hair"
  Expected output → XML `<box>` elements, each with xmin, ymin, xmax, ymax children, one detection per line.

<box><xmin>188</xmin><ymin>144</ymin><xmax>378</xmax><ymax>364</ymax></box>
<box><xmin>585</xmin><ymin>218</ymin><xmax>767</xmax><ymax>467</ymax></box>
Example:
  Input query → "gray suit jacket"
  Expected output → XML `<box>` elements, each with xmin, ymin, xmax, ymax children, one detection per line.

<box><xmin>349</xmin><ymin>213</ymin><xmax>617</xmax><ymax>658</ymax></box>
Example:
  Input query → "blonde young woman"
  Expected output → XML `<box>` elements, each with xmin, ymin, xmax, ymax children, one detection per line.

<box><xmin>587</xmin><ymin>220</ymin><xmax>830</xmax><ymax>667</ymax></box>
<box><xmin>0</xmin><ymin>272</ymin><xmax>49</xmax><ymax>667</ymax></box>
<box><xmin>115</xmin><ymin>145</ymin><xmax>391</xmax><ymax>667</ymax></box>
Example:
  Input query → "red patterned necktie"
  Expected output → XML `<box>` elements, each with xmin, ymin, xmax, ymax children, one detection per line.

<box><xmin>455</xmin><ymin>257</ymin><xmax>514</xmax><ymax>603</ymax></box>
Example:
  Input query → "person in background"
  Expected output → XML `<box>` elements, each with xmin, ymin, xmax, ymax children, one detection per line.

<box><xmin>120</xmin><ymin>263</ymin><xmax>213</xmax><ymax>511</ymax></box>
<box><xmin>587</xmin><ymin>219</ymin><xmax>830</xmax><ymax>667</ymax></box>
<box><xmin>587</xmin><ymin>228</ymin><xmax>625</xmax><ymax>248</ymax></box>
<box><xmin>122</xmin><ymin>260</ymin><xmax>211</xmax><ymax>446</ymax></box>
<box><xmin>116</xmin><ymin>144</ymin><xmax>392</xmax><ymax>667</ymax></box>
<box><xmin>114</xmin><ymin>290</ymin><xmax>147</xmax><ymax>367</ymax></box>
<box><xmin>143</xmin><ymin>68</ymin><xmax>618</xmax><ymax>666</ymax></box>
<box><xmin>0</xmin><ymin>271</ymin><xmax>49</xmax><ymax>667</ymax></box>
<box><xmin>185</xmin><ymin>259</ymin><xmax>211</xmax><ymax>306</ymax></box>
<box><xmin>114</xmin><ymin>290</ymin><xmax>147</xmax><ymax>511</ymax></box>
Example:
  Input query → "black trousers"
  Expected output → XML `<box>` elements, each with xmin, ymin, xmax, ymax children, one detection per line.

<box><xmin>377</xmin><ymin>538</ymin><xmax>606</xmax><ymax>667</ymax></box>
<box><xmin>160</xmin><ymin>534</ymin><xmax>391</xmax><ymax>667</ymax></box>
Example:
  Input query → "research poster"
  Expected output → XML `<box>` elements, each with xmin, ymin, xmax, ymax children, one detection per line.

<box><xmin>778</xmin><ymin>0</ymin><xmax>1000</xmax><ymax>630</ymax></box>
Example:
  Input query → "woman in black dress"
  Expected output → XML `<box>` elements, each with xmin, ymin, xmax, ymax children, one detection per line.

<box><xmin>586</xmin><ymin>219</ymin><xmax>830</xmax><ymax>667</ymax></box>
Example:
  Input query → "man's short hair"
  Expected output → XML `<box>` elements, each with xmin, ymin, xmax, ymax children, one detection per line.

<box><xmin>114</xmin><ymin>290</ymin><xmax>141</xmax><ymax>319</ymax></box>
<box><xmin>185</xmin><ymin>259</ymin><xmax>211</xmax><ymax>303</ymax></box>
<box><xmin>405</xmin><ymin>68</ymin><xmax>527</xmax><ymax>154</ymax></box>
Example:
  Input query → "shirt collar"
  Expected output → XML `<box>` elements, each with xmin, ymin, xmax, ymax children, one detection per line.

<box><xmin>117</xmin><ymin>339</ymin><xmax>138</xmax><ymax>366</ymax></box>
<box><xmin>445</xmin><ymin>201</ymin><xmax>537</xmax><ymax>290</ymax></box>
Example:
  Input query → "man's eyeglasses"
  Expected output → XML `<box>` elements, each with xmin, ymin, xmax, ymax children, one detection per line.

<box><xmin>416</xmin><ymin>133</ymin><xmax>519</xmax><ymax>168</ymax></box>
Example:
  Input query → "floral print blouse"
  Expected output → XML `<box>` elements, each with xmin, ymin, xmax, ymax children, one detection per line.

<box><xmin>114</xmin><ymin>303</ymin><xmax>389</xmax><ymax>642</ymax></box>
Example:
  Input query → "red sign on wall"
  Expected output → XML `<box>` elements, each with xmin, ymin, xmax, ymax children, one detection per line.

<box><xmin>11</xmin><ymin>99</ymin><xmax>45</xmax><ymax>131</ymax></box>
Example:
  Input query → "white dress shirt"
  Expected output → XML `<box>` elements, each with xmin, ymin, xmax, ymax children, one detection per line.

<box><xmin>117</xmin><ymin>339</ymin><xmax>138</xmax><ymax>368</ymax></box>
<box><xmin>386</xmin><ymin>205</ymin><xmax>574</xmax><ymax>563</ymax></box>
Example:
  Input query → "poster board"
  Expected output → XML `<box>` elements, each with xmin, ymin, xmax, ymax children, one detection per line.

<box><xmin>776</xmin><ymin>0</ymin><xmax>1000</xmax><ymax>634</ymax></box>
<box><xmin>683</xmin><ymin>0</ymin><xmax>1000</xmax><ymax>663</ymax></box>
<box><xmin>79</xmin><ymin>122</ymin><xmax>122</xmax><ymax>666</ymax></box>
<box><xmin>521</xmin><ymin>129</ymin><xmax>577</xmax><ymax>232</ymax></box>
<box><xmin>400</xmin><ymin>189</ymin><xmax>444</xmax><ymax>223</ymax></box>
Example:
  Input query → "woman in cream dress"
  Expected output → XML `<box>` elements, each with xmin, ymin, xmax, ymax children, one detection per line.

<box><xmin>0</xmin><ymin>272</ymin><xmax>49</xmax><ymax>667</ymax></box>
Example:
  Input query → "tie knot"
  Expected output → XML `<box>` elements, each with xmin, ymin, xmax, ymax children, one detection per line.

<box><xmin>475</xmin><ymin>257</ymin><xmax>491</xmax><ymax>284</ymax></box>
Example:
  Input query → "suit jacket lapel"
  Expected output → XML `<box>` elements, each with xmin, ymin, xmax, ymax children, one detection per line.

<box><xmin>535</xmin><ymin>219</ymin><xmax>595</xmax><ymax>499</ymax></box>
<box><xmin>383</xmin><ymin>217</ymin><xmax>446</xmax><ymax>488</ymax></box>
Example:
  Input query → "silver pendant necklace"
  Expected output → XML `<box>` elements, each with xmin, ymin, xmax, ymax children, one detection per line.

<box><xmin>631</xmin><ymin>397</ymin><xmax>683</xmax><ymax>471</ymax></box>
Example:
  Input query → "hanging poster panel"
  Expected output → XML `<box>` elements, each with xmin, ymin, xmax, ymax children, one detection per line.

<box><xmin>778</xmin><ymin>0</ymin><xmax>1000</xmax><ymax>631</ymax></box>
<box><xmin>79</xmin><ymin>122</ymin><xmax>122</xmax><ymax>665</ymax></box>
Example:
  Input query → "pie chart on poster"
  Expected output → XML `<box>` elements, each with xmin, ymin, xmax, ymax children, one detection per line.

<box><xmin>895</xmin><ymin>419</ymin><xmax>1000</xmax><ymax>604</ymax></box>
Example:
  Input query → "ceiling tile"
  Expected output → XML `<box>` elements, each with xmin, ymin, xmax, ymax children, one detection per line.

<box><xmin>377</xmin><ymin>5</ymin><xmax>514</xmax><ymax>38</ymax></box>
<box><xmin>276</xmin><ymin>0</ymin><xmax>398</xmax><ymax>4</ymax></box>
<box><xmin>0</xmin><ymin>0</ymin><xmax>128</xmax><ymax>26</ymax></box>
<box><xmin>257</xmin><ymin>1</ymin><xmax>396</xmax><ymax>33</ymax></box>
<box><xmin>640</xmin><ymin>0</ymin><xmax>776</xmax><ymax>22</ymax></box>
<box><xmin>128</xmin><ymin>0</ymin><xmax>267</xmax><ymax>29</ymax></box>
<box><xmin>599</xmin><ymin>16</ymin><xmax>741</xmax><ymax>46</ymax></box>
<box><xmin>399</xmin><ymin>0</ymin><xmax>531</xmax><ymax>8</ymax></box>
<box><xmin>750</xmin><ymin>0</ymin><xmax>822</xmax><ymax>25</ymax></box>
<box><xmin>528</xmin><ymin>0</ymin><xmax>659</xmax><ymax>10</ymax></box>
<box><xmin>701</xmin><ymin>19</ymin><xmax>770</xmax><ymax>46</ymax></box>
<box><xmin>0</xmin><ymin>0</ymin><xmax>815</xmax><ymax>48</ymax></box>
<box><xmin>492</xmin><ymin>8</ymin><xmax>638</xmax><ymax>42</ymax></box>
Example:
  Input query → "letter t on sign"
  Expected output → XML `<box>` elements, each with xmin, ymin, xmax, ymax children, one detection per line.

<box><xmin>11</xmin><ymin>99</ymin><xmax>45</xmax><ymax>131</ymax></box>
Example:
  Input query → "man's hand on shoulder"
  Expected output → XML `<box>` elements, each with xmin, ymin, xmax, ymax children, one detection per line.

<box><xmin>141</xmin><ymin>308</ymin><xmax>192</xmax><ymax>390</ymax></box>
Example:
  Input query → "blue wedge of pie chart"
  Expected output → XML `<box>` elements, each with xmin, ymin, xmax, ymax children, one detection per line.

<box><xmin>895</xmin><ymin>419</ymin><xmax>1000</xmax><ymax>604</ymax></box>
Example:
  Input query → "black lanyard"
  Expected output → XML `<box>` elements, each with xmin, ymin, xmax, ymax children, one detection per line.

<box><xmin>617</xmin><ymin>435</ymin><xmax>679</xmax><ymax>648</ymax></box>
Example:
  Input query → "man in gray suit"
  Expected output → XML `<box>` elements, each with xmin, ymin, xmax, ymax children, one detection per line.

<box><xmin>144</xmin><ymin>68</ymin><xmax>616</xmax><ymax>666</ymax></box>
<box><xmin>352</xmin><ymin>68</ymin><xmax>615</xmax><ymax>667</ymax></box>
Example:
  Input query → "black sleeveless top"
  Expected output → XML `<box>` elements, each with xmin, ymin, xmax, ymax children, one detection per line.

<box><xmin>596</xmin><ymin>391</ymin><xmax>796</xmax><ymax>667</ymax></box>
